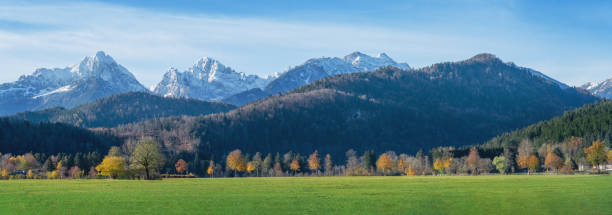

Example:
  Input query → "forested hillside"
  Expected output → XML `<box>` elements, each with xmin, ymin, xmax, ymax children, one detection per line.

<box><xmin>484</xmin><ymin>100</ymin><xmax>612</xmax><ymax>149</ymax></box>
<box><xmin>6</xmin><ymin>92</ymin><xmax>235</xmax><ymax>128</ymax></box>
<box><xmin>0</xmin><ymin>118</ymin><xmax>120</xmax><ymax>154</ymax></box>
<box><xmin>113</xmin><ymin>54</ymin><xmax>598</xmax><ymax>159</ymax></box>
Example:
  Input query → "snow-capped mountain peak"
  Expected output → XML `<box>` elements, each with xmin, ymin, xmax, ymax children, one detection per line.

<box><xmin>0</xmin><ymin>51</ymin><xmax>147</xmax><ymax>115</ymax></box>
<box><xmin>581</xmin><ymin>77</ymin><xmax>612</xmax><ymax>98</ymax></box>
<box><xmin>342</xmin><ymin>51</ymin><xmax>411</xmax><ymax>72</ymax></box>
<box><xmin>153</xmin><ymin>57</ymin><xmax>273</xmax><ymax>101</ymax></box>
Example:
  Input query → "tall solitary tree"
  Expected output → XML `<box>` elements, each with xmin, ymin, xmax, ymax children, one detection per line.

<box><xmin>131</xmin><ymin>138</ymin><xmax>165</xmax><ymax>180</ymax></box>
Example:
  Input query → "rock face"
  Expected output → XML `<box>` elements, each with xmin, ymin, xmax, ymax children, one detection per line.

<box><xmin>0</xmin><ymin>51</ymin><xmax>147</xmax><ymax>115</ymax></box>
<box><xmin>152</xmin><ymin>57</ymin><xmax>274</xmax><ymax>101</ymax></box>
<box><xmin>581</xmin><ymin>78</ymin><xmax>612</xmax><ymax>98</ymax></box>
<box><xmin>226</xmin><ymin>52</ymin><xmax>412</xmax><ymax>106</ymax></box>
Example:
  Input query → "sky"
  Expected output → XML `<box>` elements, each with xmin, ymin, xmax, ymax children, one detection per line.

<box><xmin>0</xmin><ymin>0</ymin><xmax>610</xmax><ymax>87</ymax></box>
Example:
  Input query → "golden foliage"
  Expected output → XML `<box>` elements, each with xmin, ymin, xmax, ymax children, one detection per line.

<box><xmin>227</xmin><ymin>149</ymin><xmax>246</xmax><ymax>172</ymax></box>
<box><xmin>0</xmin><ymin>169</ymin><xmax>8</xmax><ymax>179</ymax></box>
<box><xmin>26</xmin><ymin>169</ymin><xmax>34</xmax><ymax>179</ymax></box>
<box><xmin>405</xmin><ymin>166</ymin><xmax>416</xmax><ymax>176</ymax></box>
<box><xmin>376</xmin><ymin>153</ymin><xmax>393</xmax><ymax>175</ymax></box>
<box><xmin>528</xmin><ymin>155</ymin><xmax>539</xmax><ymax>173</ymax></box>
<box><xmin>398</xmin><ymin>159</ymin><xmax>405</xmax><ymax>173</ymax></box>
<box><xmin>608</xmin><ymin>150</ymin><xmax>612</xmax><ymax>164</ymax></box>
<box><xmin>207</xmin><ymin>165</ymin><xmax>214</xmax><ymax>176</ymax></box>
<box><xmin>95</xmin><ymin>156</ymin><xmax>126</xmax><ymax>178</ymax></box>
<box><xmin>308</xmin><ymin>151</ymin><xmax>321</xmax><ymax>171</ymax></box>
<box><xmin>584</xmin><ymin>140</ymin><xmax>607</xmax><ymax>168</ymax></box>
<box><xmin>247</xmin><ymin>162</ymin><xmax>256</xmax><ymax>173</ymax></box>
<box><xmin>290</xmin><ymin>159</ymin><xmax>300</xmax><ymax>172</ymax></box>
<box><xmin>516</xmin><ymin>156</ymin><xmax>529</xmax><ymax>169</ymax></box>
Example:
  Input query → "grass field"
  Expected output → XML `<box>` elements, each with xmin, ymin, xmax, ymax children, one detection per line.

<box><xmin>0</xmin><ymin>175</ymin><xmax>610</xmax><ymax>215</ymax></box>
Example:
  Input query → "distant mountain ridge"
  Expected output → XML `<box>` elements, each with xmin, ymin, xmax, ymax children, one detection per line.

<box><xmin>225</xmin><ymin>51</ymin><xmax>411</xmax><ymax>106</ymax></box>
<box><xmin>581</xmin><ymin>77</ymin><xmax>612</xmax><ymax>98</ymax></box>
<box><xmin>0</xmin><ymin>51</ymin><xmax>147</xmax><ymax>115</ymax></box>
<box><xmin>6</xmin><ymin>92</ymin><xmax>235</xmax><ymax>128</ymax></box>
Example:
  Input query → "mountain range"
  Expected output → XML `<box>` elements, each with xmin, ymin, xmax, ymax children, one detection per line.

<box><xmin>113</xmin><ymin>53</ymin><xmax>598</xmax><ymax>159</ymax></box>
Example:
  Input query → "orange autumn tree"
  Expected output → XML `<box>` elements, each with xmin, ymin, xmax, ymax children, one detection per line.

<box><xmin>527</xmin><ymin>155</ymin><xmax>539</xmax><ymax>174</ymax></box>
<box><xmin>376</xmin><ymin>153</ymin><xmax>393</xmax><ymax>176</ymax></box>
<box><xmin>175</xmin><ymin>159</ymin><xmax>188</xmax><ymax>174</ymax></box>
<box><xmin>308</xmin><ymin>150</ymin><xmax>321</xmax><ymax>174</ymax></box>
<box><xmin>207</xmin><ymin>161</ymin><xmax>215</xmax><ymax>177</ymax></box>
<box><xmin>290</xmin><ymin>159</ymin><xmax>300</xmax><ymax>175</ymax></box>
<box><xmin>544</xmin><ymin>151</ymin><xmax>563</xmax><ymax>172</ymax></box>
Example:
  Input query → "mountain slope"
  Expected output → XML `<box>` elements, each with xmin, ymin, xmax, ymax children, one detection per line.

<box><xmin>0</xmin><ymin>51</ymin><xmax>147</xmax><ymax>115</ymax></box>
<box><xmin>153</xmin><ymin>58</ymin><xmax>274</xmax><ymax>101</ymax></box>
<box><xmin>114</xmin><ymin>53</ymin><xmax>597</xmax><ymax>158</ymax></box>
<box><xmin>7</xmin><ymin>92</ymin><xmax>235</xmax><ymax>128</ymax></box>
<box><xmin>581</xmin><ymin>78</ymin><xmax>612</xmax><ymax>98</ymax></box>
<box><xmin>226</xmin><ymin>51</ymin><xmax>411</xmax><ymax>106</ymax></box>
<box><xmin>0</xmin><ymin>118</ymin><xmax>121</xmax><ymax>154</ymax></box>
<box><xmin>483</xmin><ymin>100</ymin><xmax>612</xmax><ymax>149</ymax></box>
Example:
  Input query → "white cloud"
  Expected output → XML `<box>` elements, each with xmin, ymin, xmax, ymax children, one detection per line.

<box><xmin>0</xmin><ymin>1</ymin><xmax>609</xmax><ymax>87</ymax></box>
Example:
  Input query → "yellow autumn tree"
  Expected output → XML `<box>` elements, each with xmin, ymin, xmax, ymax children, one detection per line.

<box><xmin>376</xmin><ymin>153</ymin><xmax>393</xmax><ymax>176</ymax></box>
<box><xmin>96</xmin><ymin>156</ymin><xmax>126</xmax><ymax>179</ymax></box>
<box><xmin>26</xmin><ymin>169</ymin><xmax>34</xmax><ymax>179</ymax></box>
<box><xmin>608</xmin><ymin>150</ymin><xmax>612</xmax><ymax>164</ymax></box>
<box><xmin>308</xmin><ymin>150</ymin><xmax>321</xmax><ymax>174</ymax></box>
<box><xmin>0</xmin><ymin>169</ymin><xmax>8</xmax><ymax>179</ymax></box>
<box><xmin>517</xmin><ymin>156</ymin><xmax>529</xmax><ymax>170</ymax></box>
<box><xmin>247</xmin><ymin>162</ymin><xmax>256</xmax><ymax>173</ymax></box>
<box><xmin>290</xmin><ymin>159</ymin><xmax>300</xmax><ymax>175</ymax></box>
<box><xmin>226</xmin><ymin>149</ymin><xmax>246</xmax><ymax>176</ymax></box>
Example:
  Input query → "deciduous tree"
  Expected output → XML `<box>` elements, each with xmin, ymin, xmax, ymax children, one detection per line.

<box><xmin>527</xmin><ymin>155</ymin><xmax>539</xmax><ymax>174</ymax></box>
<box><xmin>376</xmin><ymin>153</ymin><xmax>393</xmax><ymax>176</ymax></box>
<box><xmin>131</xmin><ymin>139</ymin><xmax>165</xmax><ymax>179</ymax></box>
<box><xmin>492</xmin><ymin>156</ymin><xmax>508</xmax><ymax>174</ymax></box>
<box><xmin>324</xmin><ymin>154</ymin><xmax>333</xmax><ymax>176</ymax></box>
<box><xmin>175</xmin><ymin>159</ymin><xmax>188</xmax><ymax>175</ymax></box>
<box><xmin>290</xmin><ymin>159</ymin><xmax>300</xmax><ymax>175</ymax></box>
<box><xmin>308</xmin><ymin>150</ymin><xmax>321</xmax><ymax>174</ymax></box>
<box><xmin>227</xmin><ymin>149</ymin><xmax>246</xmax><ymax>176</ymax></box>
<box><xmin>247</xmin><ymin>162</ymin><xmax>256</xmax><ymax>174</ymax></box>
<box><xmin>466</xmin><ymin>148</ymin><xmax>480</xmax><ymax>174</ymax></box>
<box><xmin>584</xmin><ymin>140</ymin><xmax>607</xmax><ymax>172</ymax></box>
<box><xmin>96</xmin><ymin>156</ymin><xmax>126</xmax><ymax>179</ymax></box>
<box><xmin>544</xmin><ymin>151</ymin><xmax>563</xmax><ymax>172</ymax></box>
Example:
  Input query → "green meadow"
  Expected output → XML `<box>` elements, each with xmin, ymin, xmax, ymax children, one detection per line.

<box><xmin>0</xmin><ymin>175</ymin><xmax>610</xmax><ymax>215</ymax></box>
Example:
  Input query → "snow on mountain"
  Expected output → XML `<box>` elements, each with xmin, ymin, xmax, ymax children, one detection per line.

<box><xmin>581</xmin><ymin>78</ymin><xmax>612</xmax><ymax>98</ymax></box>
<box><xmin>0</xmin><ymin>51</ymin><xmax>147</xmax><ymax>115</ymax></box>
<box><xmin>153</xmin><ymin>57</ymin><xmax>273</xmax><ymax>101</ymax></box>
<box><xmin>264</xmin><ymin>52</ymin><xmax>410</xmax><ymax>95</ymax></box>
<box><xmin>343</xmin><ymin>52</ymin><xmax>411</xmax><ymax>71</ymax></box>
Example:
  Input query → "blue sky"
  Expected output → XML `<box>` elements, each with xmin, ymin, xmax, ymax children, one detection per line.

<box><xmin>0</xmin><ymin>0</ymin><xmax>610</xmax><ymax>87</ymax></box>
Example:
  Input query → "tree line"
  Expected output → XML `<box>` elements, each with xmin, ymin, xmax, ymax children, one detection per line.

<box><xmin>2</xmin><ymin>136</ymin><xmax>609</xmax><ymax>180</ymax></box>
